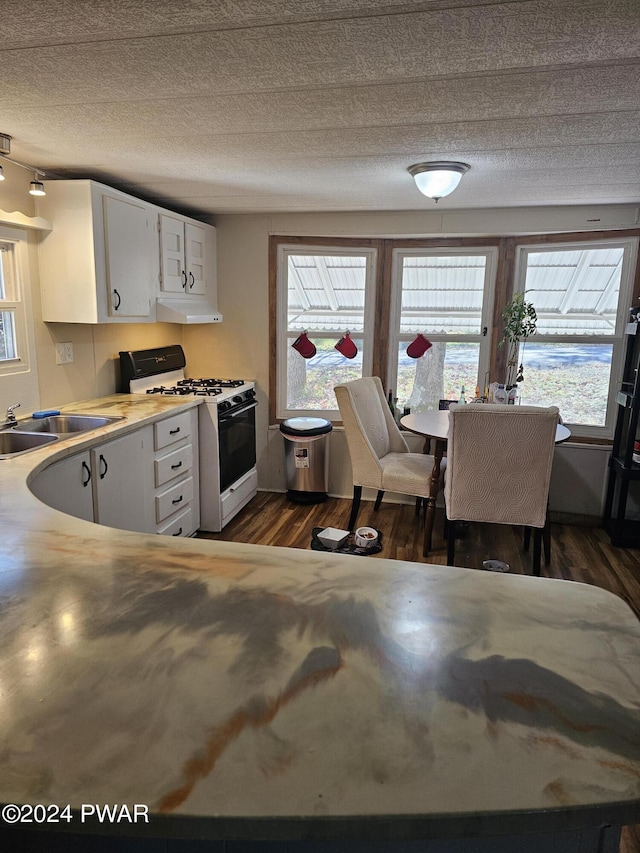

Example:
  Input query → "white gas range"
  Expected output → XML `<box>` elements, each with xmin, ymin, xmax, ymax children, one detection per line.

<box><xmin>119</xmin><ymin>345</ymin><xmax>258</xmax><ymax>532</ymax></box>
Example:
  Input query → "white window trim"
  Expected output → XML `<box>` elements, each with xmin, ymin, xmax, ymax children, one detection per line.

<box><xmin>0</xmin><ymin>228</ymin><xmax>34</xmax><ymax>378</ymax></box>
<box><xmin>276</xmin><ymin>243</ymin><xmax>377</xmax><ymax>420</ymax></box>
<box><xmin>513</xmin><ymin>236</ymin><xmax>639</xmax><ymax>438</ymax></box>
<box><xmin>387</xmin><ymin>246</ymin><xmax>498</xmax><ymax>399</ymax></box>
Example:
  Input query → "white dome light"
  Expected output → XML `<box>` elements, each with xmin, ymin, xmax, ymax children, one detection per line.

<box><xmin>408</xmin><ymin>161</ymin><xmax>470</xmax><ymax>203</ymax></box>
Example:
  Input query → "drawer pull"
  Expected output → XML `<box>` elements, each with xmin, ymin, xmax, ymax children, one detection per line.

<box><xmin>172</xmin><ymin>495</ymin><xmax>183</xmax><ymax>505</ymax></box>
<box><xmin>169</xmin><ymin>427</ymin><xmax>181</xmax><ymax>435</ymax></box>
<box><xmin>171</xmin><ymin>461</ymin><xmax>183</xmax><ymax>470</ymax></box>
<box><xmin>172</xmin><ymin>527</ymin><xmax>183</xmax><ymax>536</ymax></box>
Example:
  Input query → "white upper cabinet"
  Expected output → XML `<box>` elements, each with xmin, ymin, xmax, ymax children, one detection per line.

<box><xmin>37</xmin><ymin>179</ymin><xmax>220</xmax><ymax>324</ymax></box>
<box><xmin>160</xmin><ymin>214</ymin><xmax>207</xmax><ymax>296</ymax></box>
<box><xmin>38</xmin><ymin>180</ymin><xmax>157</xmax><ymax>323</ymax></box>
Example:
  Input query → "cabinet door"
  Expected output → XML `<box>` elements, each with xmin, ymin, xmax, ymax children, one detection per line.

<box><xmin>103</xmin><ymin>196</ymin><xmax>154</xmax><ymax>317</ymax></box>
<box><xmin>185</xmin><ymin>223</ymin><xmax>206</xmax><ymax>295</ymax></box>
<box><xmin>29</xmin><ymin>451</ymin><xmax>94</xmax><ymax>522</ymax></box>
<box><xmin>92</xmin><ymin>427</ymin><xmax>154</xmax><ymax>532</ymax></box>
<box><xmin>160</xmin><ymin>214</ymin><xmax>187</xmax><ymax>293</ymax></box>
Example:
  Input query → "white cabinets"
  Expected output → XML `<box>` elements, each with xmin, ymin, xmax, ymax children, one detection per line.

<box><xmin>30</xmin><ymin>427</ymin><xmax>154</xmax><ymax>532</ymax></box>
<box><xmin>29</xmin><ymin>408</ymin><xmax>200</xmax><ymax>536</ymax></box>
<box><xmin>37</xmin><ymin>181</ymin><xmax>157</xmax><ymax>323</ymax></box>
<box><xmin>36</xmin><ymin>179</ymin><xmax>221</xmax><ymax>324</ymax></box>
<box><xmin>91</xmin><ymin>427</ymin><xmax>154</xmax><ymax>532</ymax></box>
<box><xmin>153</xmin><ymin>409</ymin><xmax>199</xmax><ymax>537</ymax></box>
<box><xmin>30</xmin><ymin>450</ymin><xmax>94</xmax><ymax>522</ymax></box>
<box><xmin>160</xmin><ymin>214</ymin><xmax>207</xmax><ymax>295</ymax></box>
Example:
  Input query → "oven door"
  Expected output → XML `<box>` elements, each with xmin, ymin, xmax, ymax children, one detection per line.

<box><xmin>218</xmin><ymin>402</ymin><xmax>257</xmax><ymax>492</ymax></box>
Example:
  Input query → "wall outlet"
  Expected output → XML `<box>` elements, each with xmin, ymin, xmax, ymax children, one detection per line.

<box><xmin>55</xmin><ymin>342</ymin><xmax>74</xmax><ymax>364</ymax></box>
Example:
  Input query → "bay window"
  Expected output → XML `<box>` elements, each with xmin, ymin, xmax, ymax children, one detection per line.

<box><xmin>514</xmin><ymin>239</ymin><xmax>638</xmax><ymax>435</ymax></box>
<box><xmin>276</xmin><ymin>244</ymin><xmax>377</xmax><ymax>420</ymax></box>
<box><xmin>388</xmin><ymin>249</ymin><xmax>497</xmax><ymax>413</ymax></box>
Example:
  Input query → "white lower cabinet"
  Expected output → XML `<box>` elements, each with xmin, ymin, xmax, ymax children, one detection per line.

<box><xmin>30</xmin><ymin>451</ymin><xmax>95</xmax><ymax>522</ymax></box>
<box><xmin>30</xmin><ymin>411</ymin><xmax>200</xmax><ymax>536</ymax></box>
<box><xmin>91</xmin><ymin>427</ymin><xmax>154</xmax><ymax>533</ymax></box>
<box><xmin>152</xmin><ymin>409</ymin><xmax>199</xmax><ymax>536</ymax></box>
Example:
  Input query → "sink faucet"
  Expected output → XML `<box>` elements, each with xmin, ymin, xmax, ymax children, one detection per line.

<box><xmin>3</xmin><ymin>403</ymin><xmax>20</xmax><ymax>427</ymax></box>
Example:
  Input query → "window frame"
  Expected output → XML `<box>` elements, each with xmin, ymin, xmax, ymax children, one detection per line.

<box><xmin>387</xmin><ymin>246</ymin><xmax>498</xmax><ymax>409</ymax></box>
<box><xmin>275</xmin><ymin>241</ymin><xmax>378</xmax><ymax>421</ymax></box>
<box><xmin>512</xmin><ymin>236</ymin><xmax>639</xmax><ymax>438</ymax></box>
<box><xmin>0</xmin><ymin>232</ymin><xmax>32</xmax><ymax>377</ymax></box>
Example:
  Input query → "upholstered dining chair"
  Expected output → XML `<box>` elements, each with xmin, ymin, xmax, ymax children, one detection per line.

<box><xmin>334</xmin><ymin>376</ymin><xmax>441</xmax><ymax>554</ymax></box>
<box><xmin>444</xmin><ymin>403</ymin><xmax>559</xmax><ymax>576</ymax></box>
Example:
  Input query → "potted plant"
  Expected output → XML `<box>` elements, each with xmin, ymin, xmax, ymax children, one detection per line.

<box><xmin>500</xmin><ymin>292</ymin><xmax>537</xmax><ymax>391</ymax></box>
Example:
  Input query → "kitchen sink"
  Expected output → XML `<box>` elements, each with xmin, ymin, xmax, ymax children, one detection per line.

<box><xmin>0</xmin><ymin>431</ymin><xmax>59</xmax><ymax>458</ymax></box>
<box><xmin>12</xmin><ymin>414</ymin><xmax>125</xmax><ymax>434</ymax></box>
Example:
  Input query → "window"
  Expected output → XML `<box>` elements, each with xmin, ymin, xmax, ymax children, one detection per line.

<box><xmin>276</xmin><ymin>244</ymin><xmax>377</xmax><ymax>419</ymax></box>
<box><xmin>0</xmin><ymin>237</ymin><xmax>30</xmax><ymax>376</ymax></box>
<box><xmin>514</xmin><ymin>238</ymin><xmax>638</xmax><ymax>435</ymax></box>
<box><xmin>388</xmin><ymin>249</ymin><xmax>497</xmax><ymax>413</ymax></box>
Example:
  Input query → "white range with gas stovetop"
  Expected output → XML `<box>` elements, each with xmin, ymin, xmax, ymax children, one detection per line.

<box><xmin>119</xmin><ymin>345</ymin><xmax>257</xmax><ymax>532</ymax></box>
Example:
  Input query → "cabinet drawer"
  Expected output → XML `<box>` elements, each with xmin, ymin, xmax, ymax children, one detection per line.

<box><xmin>221</xmin><ymin>468</ymin><xmax>258</xmax><ymax>525</ymax></box>
<box><xmin>154</xmin><ymin>411</ymin><xmax>192</xmax><ymax>450</ymax></box>
<box><xmin>156</xmin><ymin>476</ymin><xmax>194</xmax><ymax>522</ymax></box>
<box><xmin>156</xmin><ymin>506</ymin><xmax>194</xmax><ymax>537</ymax></box>
<box><xmin>155</xmin><ymin>443</ymin><xmax>193</xmax><ymax>487</ymax></box>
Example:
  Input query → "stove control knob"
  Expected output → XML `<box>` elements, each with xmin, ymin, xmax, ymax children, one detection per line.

<box><xmin>232</xmin><ymin>395</ymin><xmax>243</xmax><ymax>404</ymax></box>
<box><xmin>219</xmin><ymin>400</ymin><xmax>231</xmax><ymax>412</ymax></box>
<box><xmin>245</xmin><ymin>389</ymin><xmax>256</xmax><ymax>400</ymax></box>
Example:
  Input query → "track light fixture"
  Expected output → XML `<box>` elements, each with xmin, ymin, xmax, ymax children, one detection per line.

<box><xmin>408</xmin><ymin>161</ymin><xmax>470</xmax><ymax>203</ymax></box>
<box><xmin>29</xmin><ymin>175</ymin><xmax>46</xmax><ymax>196</ymax></box>
<box><xmin>0</xmin><ymin>133</ymin><xmax>46</xmax><ymax>196</ymax></box>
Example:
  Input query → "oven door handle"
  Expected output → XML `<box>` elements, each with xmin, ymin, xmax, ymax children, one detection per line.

<box><xmin>218</xmin><ymin>400</ymin><xmax>258</xmax><ymax>421</ymax></box>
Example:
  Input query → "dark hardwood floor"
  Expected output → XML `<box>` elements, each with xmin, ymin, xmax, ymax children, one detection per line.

<box><xmin>198</xmin><ymin>491</ymin><xmax>640</xmax><ymax>853</ymax></box>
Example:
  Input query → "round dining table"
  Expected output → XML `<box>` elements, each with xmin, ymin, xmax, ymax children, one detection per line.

<box><xmin>400</xmin><ymin>408</ymin><xmax>571</xmax><ymax>556</ymax></box>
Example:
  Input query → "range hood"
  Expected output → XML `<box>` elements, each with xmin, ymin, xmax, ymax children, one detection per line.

<box><xmin>156</xmin><ymin>298</ymin><xmax>223</xmax><ymax>324</ymax></box>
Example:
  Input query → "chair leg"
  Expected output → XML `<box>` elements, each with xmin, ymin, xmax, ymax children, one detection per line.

<box><xmin>447</xmin><ymin>521</ymin><xmax>456</xmax><ymax>565</ymax></box>
<box><xmin>532</xmin><ymin>528</ymin><xmax>542</xmax><ymax>577</ymax></box>
<box><xmin>542</xmin><ymin>512</ymin><xmax>551</xmax><ymax>566</ymax></box>
<box><xmin>374</xmin><ymin>490</ymin><xmax>384</xmax><ymax>511</ymax></box>
<box><xmin>348</xmin><ymin>485</ymin><xmax>362</xmax><ymax>531</ymax></box>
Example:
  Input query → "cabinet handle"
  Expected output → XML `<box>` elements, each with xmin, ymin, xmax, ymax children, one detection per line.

<box><xmin>99</xmin><ymin>454</ymin><xmax>108</xmax><ymax>479</ymax></box>
<box><xmin>82</xmin><ymin>460</ymin><xmax>91</xmax><ymax>487</ymax></box>
<box><xmin>181</xmin><ymin>271</ymin><xmax>187</xmax><ymax>289</ymax></box>
<box><xmin>113</xmin><ymin>289</ymin><xmax>121</xmax><ymax>310</ymax></box>
<box><xmin>172</xmin><ymin>495</ymin><xmax>183</xmax><ymax>505</ymax></box>
<box><xmin>189</xmin><ymin>272</ymin><xmax>195</xmax><ymax>289</ymax></box>
<box><xmin>172</xmin><ymin>527</ymin><xmax>183</xmax><ymax>536</ymax></box>
<box><xmin>169</xmin><ymin>427</ymin><xmax>181</xmax><ymax>435</ymax></box>
<box><xmin>171</xmin><ymin>461</ymin><xmax>183</xmax><ymax>470</ymax></box>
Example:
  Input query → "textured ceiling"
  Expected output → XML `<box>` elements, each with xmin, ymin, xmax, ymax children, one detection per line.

<box><xmin>1</xmin><ymin>0</ymin><xmax>639</xmax><ymax>217</ymax></box>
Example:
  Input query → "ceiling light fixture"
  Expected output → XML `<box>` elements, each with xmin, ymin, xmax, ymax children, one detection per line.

<box><xmin>408</xmin><ymin>161</ymin><xmax>470</xmax><ymax>203</ymax></box>
<box><xmin>29</xmin><ymin>174</ymin><xmax>46</xmax><ymax>196</ymax></box>
<box><xmin>0</xmin><ymin>133</ymin><xmax>46</xmax><ymax>196</ymax></box>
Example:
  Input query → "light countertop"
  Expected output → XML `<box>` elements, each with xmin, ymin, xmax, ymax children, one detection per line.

<box><xmin>0</xmin><ymin>395</ymin><xmax>639</xmax><ymax>842</ymax></box>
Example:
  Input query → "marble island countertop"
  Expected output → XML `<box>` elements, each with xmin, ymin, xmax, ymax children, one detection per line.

<box><xmin>0</xmin><ymin>395</ymin><xmax>639</xmax><ymax>843</ymax></box>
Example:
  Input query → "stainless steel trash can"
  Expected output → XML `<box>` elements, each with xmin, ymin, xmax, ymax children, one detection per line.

<box><xmin>280</xmin><ymin>417</ymin><xmax>332</xmax><ymax>503</ymax></box>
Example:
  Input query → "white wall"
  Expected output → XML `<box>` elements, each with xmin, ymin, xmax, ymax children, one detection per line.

<box><xmin>183</xmin><ymin>204</ymin><xmax>640</xmax><ymax>519</ymax></box>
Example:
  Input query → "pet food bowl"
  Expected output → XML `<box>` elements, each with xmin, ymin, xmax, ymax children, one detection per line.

<box><xmin>317</xmin><ymin>527</ymin><xmax>350</xmax><ymax>550</ymax></box>
<box><xmin>355</xmin><ymin>526</ymin><xmax>378</xmax><ymax>547</ymax></box>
